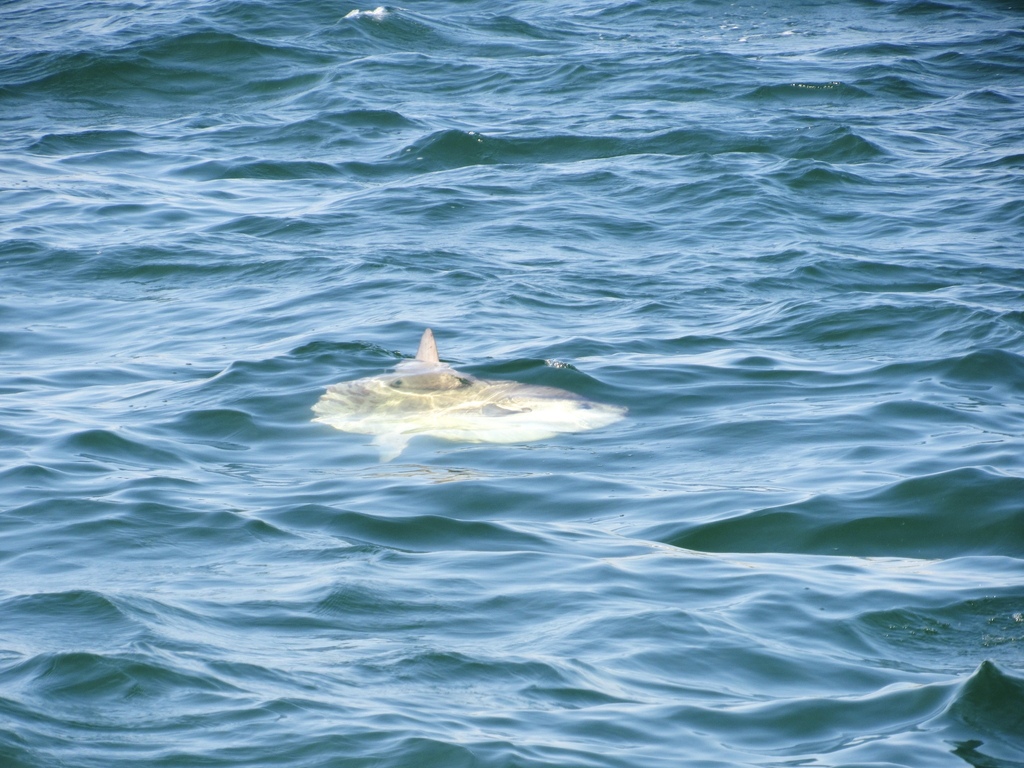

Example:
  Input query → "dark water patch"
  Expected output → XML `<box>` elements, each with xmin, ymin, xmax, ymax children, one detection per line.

<box><xmin>1</xmin><ymin>589</ymin><xmax>128</xmax><ymax>626</ymax></box>
<box><xmin>183</xmin><ymin>592</ymin><xmax>367</xmax><ymax>636</ymax></box>
<box><xmin>375</xmin><ymin>472</ymin><xmax>632</xmax><ymax>521</ymax></box>
<box><xmin>0</xmin><ymin>735</ymin><xmax>32</xmax><ymax>768</ymax></box>
<box><xmin>138</xmin><ymin>28</ymin><xmax>332</xmax><ymax>71</ymax></box>
<box><xmin>389</xmin><ymin>129</ymin><xmax>617</xmax><ymax>174</ymax></box>
<box><xmin>748</xmin><ymin>299</ymin><xmax>1005</xmax><ymax>350</ymax></box>
<box><xmin>236</xmin><ymin>70</ymin><xmax>326</xmax><ymax>98</ymax></box>
<box><xmin>173</xmin><ymin>158</ymin><xmax>343</xmax><ymax>181</ymax></box>
<box><xmin>194</xmin><ymin>354</ymin><xmax>317</xmax><ymax>408</ymax></box>
<box><xmin>677</xmin><ymin>410</ymin><xmax>906</xmax><ymax>465</ymax></box>
<box><xmin>0</xmin><ymin>590</ymin><xmax>141</xmax><ymax>653</ymax></box>
<box><xmin>1</xmin><ymin>241</ymin><xmax>99</xmax><ymax>286</ymax></box>
<box><xmin>69</xmin><ymin>244</ymin><xmax>259</xmax><ymax>283</ymax></box>
<box><xmin>951</xmin><ymin>740</ymin><xmax>1024</xmax><ymax>768</ymax></box>
<box><xmin>783</xmin><ymin>125</ymin><xmax>888</xmax><ymax>163</ymax></box>
<box><xmin>290</xmin><ymin>338</ymin><xmax>401</xmax><ymax>367</ymax></box>
<box><xmin>71</xmin><ymin>197</ymin><xmax>196</xmax><ymax>229</ymax></box>
<box><xmin>567</xmin><ymin>333</ymin><xmax>734</xmax><ymax>360</ymax></box>
<box><xmin>989</xmin><ymin>198</ymin><xmax>1024</xmax><ymax>228</ymax></box>
<box><xmin>27</xmin><ymin>129</ymin><xmax>146</xmax><ymax>156</ymax></box>
<box><xmin>7</xmin><ymin>649</ymin><xmax>238</xmax><ymax>709</ymax></box>
<box><xmin>741</xmin><ymin>81</ymin><xmax>870</xmax><ymax>103</ymax></box>
<box><xmin>767</xmin><ymin>161</ymin><xmax>874</xmax><ymax>192</ymax></box>
<box><xmin>783</xmin><ymin>350</ymin><xmax>1024</xmax><ymax>401</ymax></box>
<box><xmin>202</xmin><ymin>660</ymin><xmax>322</xmax><ymax>698</ymax></box>
<box><xmin>922</xmin><ymin>44</ymin><xmax>1024</xmax><ymax>83</ymax></box>
<box><xmin>156</xmin><ymin>408</ymin><xmax>257</xmax><ymax>451</ymax></box>
<box><xmin>861</xmin><ymin>595</ymin><xmax>1024</xmax><ymax>672</ymax></box>
<box><xmin>363</xmin><ymin>648</ymin><xmax>576</xmax><ymax>694</ymax></box>
<box><xmin>689</xmin><ymin>672</ymin><xmax>957</xmax><ymax>755</ymax></box>
<box><xmin>365</xmin><ymin>126</ymin><xmax>819</xmax><ymax>179</ymax></box>
<box><xmin>266</xmin><ymin>504</ymin><xmax>552</xmax><ymax>553</ymax></box>
<box><xmin>943</xmin><ymin>662</ymin><xmax>1024</xmax><ymax>764</ymax></box>
<box><xmin>3</xmin><ymin>496</ymin><xmax>290</xmax><ymax>568</ymax></box>
<box><xmin>362</xmin><ymin>739</ymin><xmax>494</xmax><ymax>768</ymax></box>
<box><xmin>865</xmin><ymin>398</ymin><xmax>981</xmax><ymax>429</ymax></box>
<box><xmin>323</xmin><ymin>107</ymin><xmax>419</xmax><ymax>130</ymax></box>
<box><xmin>959</xmin><ymin>87</ymin><xmax>1020</xmax><ymax>108</ymax></box>
<box><xmin>941</xmin><ymin>348</ymin><xmax>1024</xmax><ymax>395</ymax></box>
<box><xmin>310</xmin><ymin>582</ymin><xmax>447</xmax><ymax>633</ymax></box>
<box><xmin>608</xmin><ymin>49</ymin><xmax>764</xmax><ymax>102</ymax></box>
<box><xmin>0</xmin><ymin>464</ymin><xmax>70</xmax><ymax>494</ymax></box>
<box><xmin>478</xmin><ymin>13</ymin><xmax>571</xmax><ymax>43</ymax></box>
<box><xmin>889</xmin><ymin>0</ymin><xmax>968</xmax><ymax>16</ymax></box>
<box><xmin>663</xmin><ymin>467</ymin><xmax>1024</xmax><ymax>558</ymax></box>
<box><xmin>1</xmin><ymin>28</ymin><xmax>329</xmax><ymax>108</ymax></box>
<box><xmin>249</xmin><ymin>109</ymin><xmax>420</xmax><ymax>149</ymax></box>
<box><xmin>782</xmin><ymin>255</ymin><xmax>955</xmax><ymax>293</ymax></box>
<box><xmin>392</xmin><ymin>125</ymin><xmax>887</xmax><ymax>177</ymax></box>
<box><xmin>1</xmin><ymin>48</ymin><xmax>192</xmax><ymax>102</ymax></box>
<box><xmin>320</xmin><ymin>49</ymin><xmax>497</xmax><ymax>100</ymax></box>
<box><xmin>87</xmin><ymin>200</ymin><xmax>164</xmax><ymax>218</ymax></box>
<box><xmin>822</xmin><ymin>40</ymin><xmax>919</xmax><ymax>58</ymax></box>
<box><xmin>855</xmin><ymin>71</ymin><xmax>945</xmax><ymax>100</ymax></box>
<box><xmin>204</xmin><ymin>213</ymin><xmax>333</xmax><ymax>238</ymax></box>
<box><xmin>59</xmin><ymin>428</ymin><xmax>185</xmax><ymax>470</ymax></box>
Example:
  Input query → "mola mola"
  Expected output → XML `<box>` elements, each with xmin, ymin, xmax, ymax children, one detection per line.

<box><xmin>312</xmin><ymin>329</ymin><xmax>625</xmax><ymax>461</ymax></box>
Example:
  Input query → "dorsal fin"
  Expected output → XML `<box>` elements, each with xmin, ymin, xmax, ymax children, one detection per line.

<box><xmin>415</xmin><ymin>328</ymin><xmax>440</xmax><ymax>364</ymax></box>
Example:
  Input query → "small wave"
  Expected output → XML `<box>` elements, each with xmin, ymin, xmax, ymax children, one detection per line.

<box><xmin>860</xmin><ymin>597</ymin><xmax>1024</xmax><ymax>672</ymax></box>
<box><xmin>662</xmin><ymin>467</ymin><xmax>1024</xmax><ymax>559</ymax></box>
<box><xmin>334</xmin><ymin>5</ymin><xmax>454</xmax><ymax>53</ymax></box>
<box><xmin>0</xmin><ymin>590</ymin><xmax>136</xmax><ymax>652</ymax></box>
<box><xmin>265</xmin><ymin>504</ymin><xmax>551</xmax><ymax>553</ymax></box>
<box><xmin>783</xmin><ymin>125</ymin><xmax>889</xmax><ymax>163</ymax></box>
<box><xmin>306</xmin><ymin>108</ymin><xmax>418</xmax><ymax>131</ymax></box>
<box><xmin>378</xmin><ymin>124</ymin><xmax>889</xmax><ymax>179</ymax></box>
<box><xmin>943</xmin><ymin>662</ymin><xmax>1024</xmax><ymax>762</ymax></box>
<box><xmin>172</xmin><ymin>158</ymin><xmax>343</xmax><ymax>181</ymax></box>
<box><xmin>747</xmin><ymin>299</ymin><xmax>1015</xmax><ymax>353</ymax></box>
<box><xmin>855</xmin><ymin>349</ymin><xmax>1024</xmax><ymax>397</ymax></box>
<box><xmin>155</xmin><ymin>408</ymin><xmax>256</xmax><ymax>452</ymax></box>
<box><xmin>7</xmin><ymin>649</ymin><xmax>236</xmax><ymax>704</ymax></box>
<box><xmin>60</xmin><ymin>428</ymin><xmax>184</xmax><ymax>470</ymax></box>
<box><xmin>890</xmin><ymin>0</ymin><xmax>971</xmax><ymax>17</ymax></box>
<box><xmin>27</xmin><ymin>129</ymin><xmax>145</xmax><ymax>156</ymax></box>
<box><xmin>850</xmin><ymin>70</ymin><xmax>944</xmax><ymax>100</ymax></box>
<box><xmin>740</xmin><ymin>81</ymin><xmax>871</xmax><ymax>102</ymax></box>
<box><xmin>768</xmin><ymin>161</ymin><xmax>873</xmax><ymax>191</ymax></box>
<box><xmin>2</xmin><ymin>28</ymin><xmax>329</xmax><ymax>106</ymax></box>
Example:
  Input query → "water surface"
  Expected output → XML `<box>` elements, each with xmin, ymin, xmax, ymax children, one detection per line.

<box><xmin>2</xmin><ymin>1</ymin><xmax>1023</xmax><ymax>766</ymax></box>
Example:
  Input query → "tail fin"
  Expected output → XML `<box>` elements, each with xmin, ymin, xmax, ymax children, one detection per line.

<box><xmin>415</xmin><ymin>328</ymin><xmax>440</xmax><ymax>364</ymax></box>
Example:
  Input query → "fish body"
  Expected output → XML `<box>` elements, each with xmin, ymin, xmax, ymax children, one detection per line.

<box><xmin>313</xmin><ymin>329</ymin><xmax>625</xmax><ymax>461</ymax></box>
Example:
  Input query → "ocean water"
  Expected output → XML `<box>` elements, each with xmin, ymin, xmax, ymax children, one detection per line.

<box><xmin>2</xmin><ymin>0</ymin><xmax>1023</xmax><ymax>765</ymax></box>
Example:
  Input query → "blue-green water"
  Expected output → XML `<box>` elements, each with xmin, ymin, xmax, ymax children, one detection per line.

<box><xmin>2</xmin><ymin>1</ymin><xmax>1023</xmax><ymax>765</ymax></box>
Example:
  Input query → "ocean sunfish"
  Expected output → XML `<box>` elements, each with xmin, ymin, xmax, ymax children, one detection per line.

<box><xmin>312</xmin><ymin>329</ymin><xmax>625</xmax><ymax>461</ymax></box>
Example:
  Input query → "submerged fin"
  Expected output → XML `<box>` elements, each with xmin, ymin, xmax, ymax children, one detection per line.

<box><xmin>415</xmin><ymin>328</ymin><xmax>440</xmax><ymax>364</ymax></box>
<box><xmin>373</xmin><ymin>432</ymin><xmax>411</xmax><ymax>462</ymax></box>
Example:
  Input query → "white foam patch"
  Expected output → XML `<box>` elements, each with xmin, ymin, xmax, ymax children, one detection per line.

<box><xmin>344</xmin><ymin>6</ymin><xmax>388</xmax><ymax>20</ymax></box>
